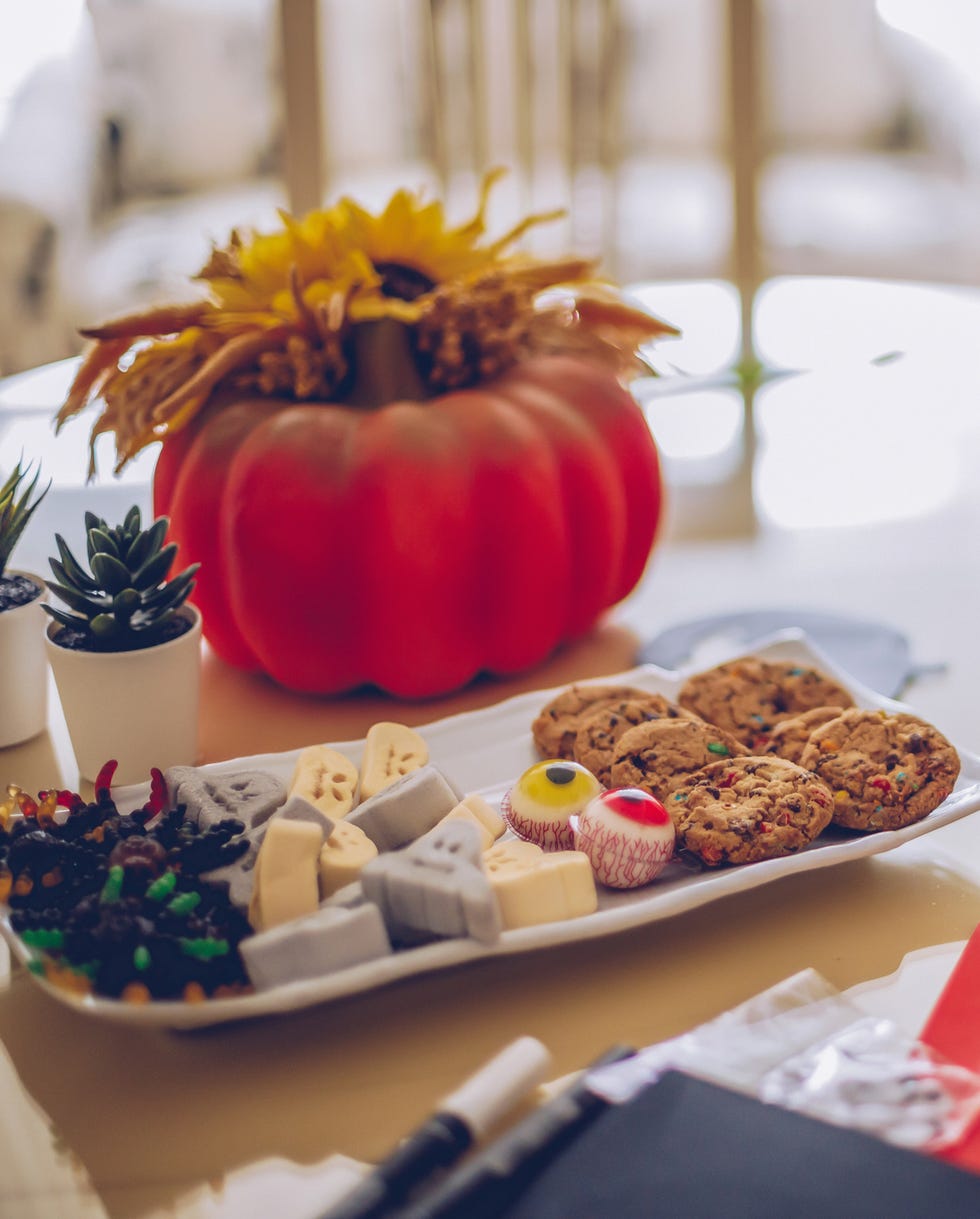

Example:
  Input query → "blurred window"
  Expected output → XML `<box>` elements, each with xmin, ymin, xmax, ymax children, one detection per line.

<box><xmin>0</xmin><ymin>1</ymin><xmax>86</xmax><ymax>129</ymax></box>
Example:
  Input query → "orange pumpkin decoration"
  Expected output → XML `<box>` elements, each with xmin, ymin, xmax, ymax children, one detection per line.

<box><xmin>58</xmin><ymin>175</ymin><xmax>677</xmax><ymax>696</ymax></box>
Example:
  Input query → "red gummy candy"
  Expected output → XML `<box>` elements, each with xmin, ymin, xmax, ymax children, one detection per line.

<box><xmin>144</xmin><ymin>768</ymin><xmax>167</xmax><ymax>816</ymax></box>
<box><xmin>94</xmin><ymin>760</ymin><xmax>118</xmax><ymax>797</ymax></box>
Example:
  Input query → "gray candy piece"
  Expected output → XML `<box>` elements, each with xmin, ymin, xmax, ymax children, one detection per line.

<box><xmin>360</xmin><ymin>820</ymin><xmax>502</xmax><ymax>946</ymax></box>
<box><xmin>200</xmin><ymin>822</ymin><xmax>264</xmax><ymax>908</ymax></box>
<box><xmin>176</xmin><ymin>769</ymin><xmax>287</xmax><ymax>830</ymax></box>
<box><xmin>163</xmin><ymin>766</ymin><xmax>197</xmax><ymax>810</ymax></box>
<box><xmin>199</xmin><ymin>796</ymin><xmax>332</xmax><ymax>910</ymax></box>
<box><xmin>346</xmin><ymin>764</ymin><xmax>461</xmax><ymax>852</ymax></box>
<box><xmin>322</xmin><ymin>881</ymin><xmax>368</xmax><ymax>910</ymax></box>
<box><xmin>240</xmin><ymin>902</ymin><xmax>392</xmax><ymax>991</ymax></box>
<box><xmin>274</xmin><ymin>795</ymin><xmax>335</xmax><ymax>838</ymax></box>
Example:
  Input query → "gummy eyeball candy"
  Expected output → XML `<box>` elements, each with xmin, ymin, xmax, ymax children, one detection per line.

<box><xmin>502</xmin><ymin>760</ymin><xmax>603</xmax><ymax>850</ymax></box>
<box><xmin>571</xmin><ymin>787</ymin><xmax>675</xmax><ymax>888</ymax></box>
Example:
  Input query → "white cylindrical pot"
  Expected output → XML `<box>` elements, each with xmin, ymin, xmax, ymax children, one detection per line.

<box><xmin>0</xmin><ymin>570</ymin><xmax>49</xmax><ymax>748</ymax></box>
<box><xmin>46</xmin><ymin>605</ymin><xmax>202</xmax><ymax>787</ymax></box>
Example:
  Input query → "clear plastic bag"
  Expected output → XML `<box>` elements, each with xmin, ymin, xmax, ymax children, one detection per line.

<box><xmin>759</xmin><ymin>1016</ymin><xmax>980</xmax><ymax>1151</ymax></box>
<box><xmin>590</xmin><ymin>968</ymin><xmax>866</xmax><ymax>1103</ymax></box>
<box><xmin>589</xmin><ymin>970</ymin><xmax>980</xmax><ymax>1153</ymax></box>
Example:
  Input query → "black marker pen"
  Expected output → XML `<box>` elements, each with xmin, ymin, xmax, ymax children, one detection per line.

<box><xmin>400</xmin><ymin>1044</ymin><xmax>636</xmax><ymax>1219</ymax></box>
<box><xmin>321</xmin><ymin>1036</ymin><xmax>552</xmax><ymax>1219</ymax></box>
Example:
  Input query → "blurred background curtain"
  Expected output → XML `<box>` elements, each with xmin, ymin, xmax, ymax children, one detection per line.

<box><xmin>2</xmin><ymin>0</ymin><xmax>979</xmax><ymax>375</ymax></box>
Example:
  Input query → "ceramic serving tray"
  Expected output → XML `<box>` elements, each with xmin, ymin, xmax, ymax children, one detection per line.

<box><xmin>4</xmin><ymin>631</ymin><xmax>980</xmax><ymax>1030</ymax></box>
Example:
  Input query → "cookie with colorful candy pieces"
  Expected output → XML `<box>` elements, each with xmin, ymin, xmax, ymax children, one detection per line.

<box><xmin>609</xmin><ymin>717</ymin><xmax>747</xmax><ymax>804</ymax></box>
<box><xmin>572</xmin><ymin>694</ymin><xmax>697</xmax><ymax>786</ymax></box>
<box><xmin>531</xmin><ymin>683</ymin><xmax>656</xmax><ymax>760</ymax></box>
<box><xmin>677</xmin><ymin>656</ymin><xmax>854</xmax><ymax>750</ymax></box>
<box><xmin>670</xmin><ymin>756</ymin><xmax>834</xmax><ymax>867</ymax></box>
<box><xmin>799</xmin><ymin>708</ymin><xmax>960</xmax><ymax>832</ymax></box>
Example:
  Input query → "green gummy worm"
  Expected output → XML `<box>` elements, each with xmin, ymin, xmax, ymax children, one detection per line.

<box><xmin>100</xmin><ymin>864</ymin><xmax>125</xmax><ymax>904</ymax></box>
<box><xmin>178</xmin><ymin>936</ymin><xmax>230</xmax><ymax>961</ymax></box>
<box><xmin>21</xmin><ymin>928</ymin><xmax>65</xmax><ymax>950</ymax></box>
<box><xmin>167</xmin><ymin>891</ymin><xmax>202</xmax><ymax>917</ymax></box>
<box><xmin>146</xmin><ymin>870</ymin><xmax>178</xmax><ymax>902</ymax></box>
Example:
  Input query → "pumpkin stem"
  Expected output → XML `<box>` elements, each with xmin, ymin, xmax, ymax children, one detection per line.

<box><xmin>343</xmin><ymin>319</ymin><xmax>432</xmax><ymax>408</ymax></box>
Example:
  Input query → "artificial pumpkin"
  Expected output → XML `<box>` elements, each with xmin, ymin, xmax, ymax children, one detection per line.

<box><xmin>57</xmin><ymin>173</ymin><xmax>677</xmax><ymax>697</ymax></box>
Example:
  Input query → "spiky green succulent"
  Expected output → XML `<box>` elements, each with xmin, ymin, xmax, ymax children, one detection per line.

<box><xmin>0</xmin><ymin>460</ymin><xmax>49</xmax><ymax>579</ymax></box>
<box><xmin>44</xmin><ymin>506</ymin><xmax>200</xmax><ymax>651</ymax></box>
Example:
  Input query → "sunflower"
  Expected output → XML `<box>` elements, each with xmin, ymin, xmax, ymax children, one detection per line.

<box><xmin>201</xmin><ymin>168</ymin><xmax>563</xmax><ymax>326</ymax></box>
<box><xmin>57</xmin><ymin>171</ymin><xmax>678</xmax><ymax>473</ymax></box>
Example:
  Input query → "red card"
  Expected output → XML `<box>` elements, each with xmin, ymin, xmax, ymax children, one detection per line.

<box><xmin>919</xmin><ymin>925</ymin><xmax>980</xmax><ymax>1173</ymax></box>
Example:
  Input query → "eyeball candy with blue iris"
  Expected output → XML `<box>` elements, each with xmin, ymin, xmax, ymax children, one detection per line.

<box><xmin>502</xmin><ymin>760</ymin><xmax>603</xmax><ymax>850</ymax></box>
<box><xmin>571</xmin><ymin>788</ymin><xmax>675</xmax><ymax>888</ymax></box>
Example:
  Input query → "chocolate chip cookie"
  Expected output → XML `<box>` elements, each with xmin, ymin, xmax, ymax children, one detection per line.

<box><xmin>609</xmin><ymin>717</ymin><xmax>747</xmax><ymax>802</ymax></box>
<box><xmin>762</xmin><ymin>706</ymin><xmax>846</xmax><ymax>766</ymax></box>
<box><xmin>670</xmin><ymin>756</ymin><xmax>834</xmax><ymax>866</ymax></box>
<box><xmin>799</xmin><ymin>708</ymin><xmax>960</xmax><ymax>832</ymax></box>
<box><xmin>677</xmin><ymin>657</ymin><xmax>854</xmax><ymax>749</ymax></box>
<box><xmin>531</xmin><ymin>683</ymin><xmax>655</xmax><ymax>759</ymax></box>
<box><xmin>572</xmin><ymin>695</ymin><xmax>695</xmax><ymax>785</ymax></box>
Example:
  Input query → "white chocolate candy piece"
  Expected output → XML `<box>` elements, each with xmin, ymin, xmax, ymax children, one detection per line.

<box><xmin>318</xmin><ymin>820</ymin><xmax>378</xmax><ymax>899</ymax></box>
<box><xmin>483</xmin><ymin>839</ymin><xmax>597</xmax><ymax>928</ymax></box>
<box><xmin>359</xmin><ymin>722</ymin><xmax>429</xmax><ymax>800</ymax></box>
<box><xmin>439</xmin><ymin>794</ymin><xmax>506</xmax><ymax>851</ymax></box>
<box><xmin>289</xmin><ymin>745</ymin><xmax>359</xmax><ymax>818</ymax></box>
<box><xmin>200</xmin><ymin>796</ymin><xmax>332</xmax><ymax>910</ymax></box>
<box><xmin>360</xmin><ymin>820</ymin><xmax>502</xmax><ymax>945</ymax></box>
<box><xmin>502</xmin><ymin>760</ymin><xmax>603</xmax><ymax>851</ymax></box>
<box><xmin>439</xmin><ymin>808</ymin><xmax>494</xmax><ymax>852</ymax></box>
<box><xmin>248</xmin><ymin>818</ymin><xmax>324</xmax><ymax>932</ymax></box>
<box><xmin>170</xmin><ymin>768</ymin><xmax>287</xmax><ymax>830</ymax></box>
<box><xmin>572</xmin><ymin>788</ymin><xmax>675</xmax><ymax>889</ymax></box>
<box><xmin>241</xmin><ymin>903</ymin><xmax>392</xmax><ymax>991</ymax></box>
<box><xmin>346</xmin><ymin>764</ymin><xmax>460</xmax><ymax>852</ymax></box>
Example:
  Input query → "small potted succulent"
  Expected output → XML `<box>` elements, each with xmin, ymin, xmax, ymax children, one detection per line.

<box><xmin>43</xmin><ymin>505</ymin><xmax>202</xmax><ymax>785</ymax></box>
<box><xmin>0</xmin><ymin>461</ymin><xmax>50</xmax><ymax>747</ymax></box>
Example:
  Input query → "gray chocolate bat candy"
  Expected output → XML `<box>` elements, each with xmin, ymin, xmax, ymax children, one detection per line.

<box><xmin>360</xmin><ymin>820</ymin><xmax>502</xmax><ymax>945</ymax></box>
<box><xmin>199</xmin><ymin>822</ymin><xmax>264</xmax><ymax>908</ymax></box>
<box><xmin>171</xmin><ymin>769</ymin><xmax>287</xmax><ymax>830</ymax></box>
<box><xmin>240</xmin><ymin>902</ymin><xmax>392</xmax><ymax>990</ymax></box>
<box><xmin>163</xmin><ymin>766</ymin><xmax>197</xmax><ymax>809</ymax></box>
<box><xmin>199</xmin><ymin>796</ymin><xmax>332</xmax><ymax>909</ymax></box>
<box><xmin>346</xmin><ymin>765</ymin><xmax>461</xmax><ymax>851</ymax></box>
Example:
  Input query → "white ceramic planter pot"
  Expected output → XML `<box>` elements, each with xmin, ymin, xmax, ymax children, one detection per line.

<box><xmin>0</xmin><ymin>570</ymin><xmax>49</xmax><ymax>748</ymax></box>
<box><xmin>45</xmin><ymin>605</ymin><xmax>202</xmax><ymax>787</ymax></box>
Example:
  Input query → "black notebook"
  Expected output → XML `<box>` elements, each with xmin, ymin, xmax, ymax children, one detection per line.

<box><xmin>499</xmin><ymin>1070</ymin><xmax>980</xmax><ymax>1219</ymax></box>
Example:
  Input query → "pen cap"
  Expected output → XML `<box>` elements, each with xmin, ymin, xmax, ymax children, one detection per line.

<box><xmin>441</xmin><ymin>1036</ymin><xmax>553</xmax><ymax>1141</ymax></box>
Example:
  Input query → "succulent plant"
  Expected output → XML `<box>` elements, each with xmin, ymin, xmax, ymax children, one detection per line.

<box><xmin>0</xmin><ymin>460</ymin><xmax>49</xmax><ymax>580</ymax></box>
<box><xmin>44</xmin><ymin>505</ymin><xmax>200</xmax><ymax>651</ymax></box>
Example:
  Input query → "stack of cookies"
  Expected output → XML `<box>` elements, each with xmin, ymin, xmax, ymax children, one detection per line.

<box><xmin>531</xmin><ymin>657</ymin><xmax>960</xmax><ymax>869</ymax></box>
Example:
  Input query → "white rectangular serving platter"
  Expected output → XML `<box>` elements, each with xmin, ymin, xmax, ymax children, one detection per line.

<box><xmin>3</xmin><ymin>631</ymin><xmax>980</xmax><ymax>1030</ymax></box>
